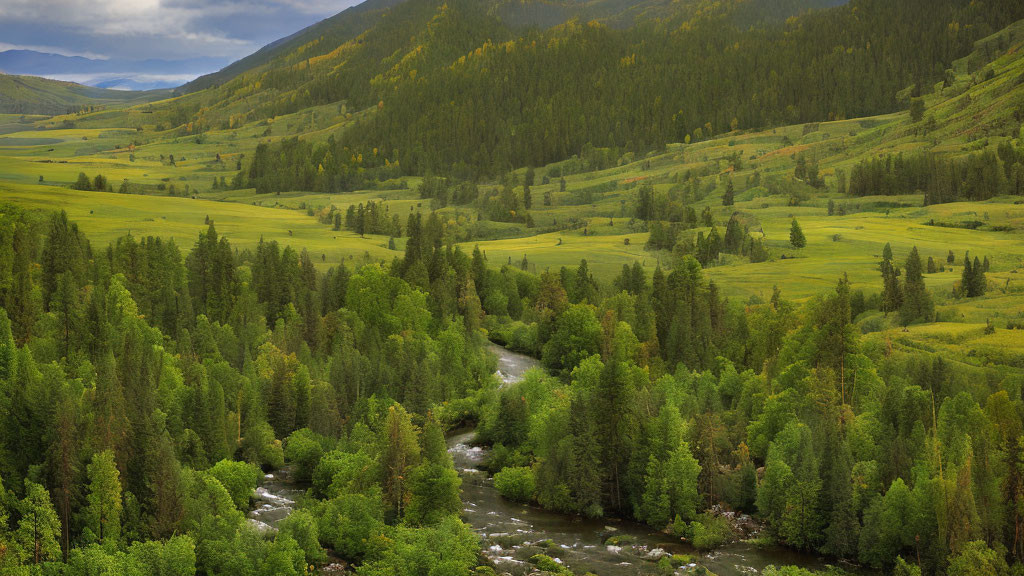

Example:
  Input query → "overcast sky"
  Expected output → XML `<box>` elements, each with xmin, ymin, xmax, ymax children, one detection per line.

<box><xmin>0</xmin><ymin>0</ymin><xmax>363</xmax><ymax>62</ymax></box>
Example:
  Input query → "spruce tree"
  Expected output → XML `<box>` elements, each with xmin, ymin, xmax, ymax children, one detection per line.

<box><xmin>405</xmin><ymin>416</ymin><xmax>461</xmax><ymax>526</ymax></box>
<box><xmin>789</xmin><ymin>219</ymin><xmax>806</xmax><ymax>248</ymax></box>
<box><xmin>961</xmin><ymin>254</ymin><xmax>974</xmax><ymax>297</ymax></box>
<box><xmin>84</xmin><ymin>450</ymin><xmax>123</xmax><ymax>548</ymax></box>
<box><xmin>380</xmin><ymin>404</ymin><xmax>420</xmax><ymax>520</ymax></box>
<box><xmin>971</xmin><ymin>256</ymin><xmax>987</xmax><ymax>297</ymax></box>
<box><xmin>16</xmin><ymin>482</ymin><xmax>62</xmax><ymax>564</ymax></box>
<box><xmin>881</xmin><ymin>245</ymin><xmax>902</xmax><ymax>315</ymax></box>
<box><xmin>899</xmin><ymin>246</ymin><xmax>933</xmax><ymax>325</ymax></box>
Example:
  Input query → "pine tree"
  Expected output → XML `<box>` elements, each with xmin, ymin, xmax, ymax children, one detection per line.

<box><xmin>16</xmin><ymin>482</ymin><xmax>62</xmax><ymax>564</ymax></box>
<box><xmin>149</xmin><ymin>433</ymin><xmax>183</xmax><ymax>540</ymax></box>
<box><xmin>881</xmin><ymin>258</ymin><xmax>902</xmax><ymax>315</ymax></box>
<box><xmin>84</xmin><ymin>450</ymin><xmax>123</xmax><ymax>548</ymax></box>
<box><xmin>72</xmin><ymin>172</ymin><xmax>92</xmax><ymax>191</ymax></box>
<box><xmin>822</xmin><ymin>442</ymin><xmax>859</xmax><ymax>558</ymax></box>
<box><xmin>971</xmin><ymin>256</ymin><xmax>987</xmax><ymax>297</ymax></box>
<box><xmin>405</xmin><ymin>416</ymin><xmax>461</xmax><ymax>526</ymax></box>
<box><xmin>789</xmin><ymin>219</ymin><xmax>806</xmax><ymax>248</ymax></box>
<box><xmin>900</xmin><ymin>246</ymin><xmax>933</xmax><ymax>325</ymax></box>
<box><xmin>722</xmin><ymin>180</ymin><xmax>734</xmax><ymax>206</ymax></box>
<box><xmin>50</xmin><ymin>396</ymin><xmax>78</xmax><ymax>561</ymax></box>
<box><xmin>961</xmin><ymin>253</ymin><xmax>987</xmax><ymax>297</ymax></box>
<box><xmin>380</xmin><ymin>404</ymin><xmax>420</xmax><ymax>520</ymax></box>
<box><xmin>40</xmin><ymin>210</ymin><xmax>88</xmax><ymax>309</ymax></box>
<box><xmin>961</xmin><ymin>253</ymin><xmax>974</xmax><ymax>297</ymax></box>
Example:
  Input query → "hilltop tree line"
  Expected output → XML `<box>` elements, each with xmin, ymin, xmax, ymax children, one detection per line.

<box><xmin>240</xmin><ymin>137</ymin><xmax>402</xmax><ymax>194</ymax></box>
<box><xmin>847</xmin><ymin>145</ymin><xmax>1024</xmax><ymax>203</ymax></box>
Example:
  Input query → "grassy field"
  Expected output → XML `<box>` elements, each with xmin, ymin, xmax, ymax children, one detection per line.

<box><xmin>0</xmin><ymin>183</ymin><xmax>396</xmax><ymax>266</ymax></box>
<box><xmin>1</xmin><ymin>20</ymin><xmax>1023</xmax><ymax>363</ymax></box>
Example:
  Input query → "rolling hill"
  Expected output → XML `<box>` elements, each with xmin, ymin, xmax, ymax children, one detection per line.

<box><xmin>0</xmin><ymin>73</ymin><xmax>169</xmax><ymax>115</ymax></box>
<box><xmin>103</xmin><ymin>0</ymin><xmax>1024</xmax><ymax>181</ymax></box>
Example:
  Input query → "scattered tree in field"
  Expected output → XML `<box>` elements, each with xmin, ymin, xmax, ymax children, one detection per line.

<box><xmin>789</xmin><ymin>219</ymin><xmax>806</xmax><ymax>248</ymax></box>
<box><xmin>71</xmin><ymin>173</ymin><xmax>92</xmax><ymax>191</ymax></box>
<box><xmin>880</xmin><ymin>245</ymin><xmax>902</xmax><ymax>315</ymax></box>
<box><xmin>899</xmin><ymin>246</ymin><xmax>933</xmax><ymax>325</ymax></box>
<box><xmin>960</xmin><ymin>253</ymin><xmax>987</xmax><ymax>297</ymax></box>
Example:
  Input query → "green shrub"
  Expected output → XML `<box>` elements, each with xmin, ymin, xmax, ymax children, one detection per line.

<box><xmin>493</xmin><ymin>466</ymin><xmax>536</xmax><ymax>503</ymax></box>
<box><xmin>529</xmin><ymin>554</ymin><xmax>570</xmax><ymax>574</ymax></box>
<box><xmin>207</xmin><ymin>459</ymin><xmax>261</xmax><ymax>511</ymax></box>
<box><xmin>285</xmin><ymin>428</ymin><xmax>328</xmax><ymax>482</ymax></box>
<box><xmin>689</xmin><ymin>514</ymin><xmax>733</xmax><ymax>551</ymax></box>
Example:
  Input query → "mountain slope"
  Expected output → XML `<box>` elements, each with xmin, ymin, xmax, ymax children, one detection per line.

<box><xmin>0</xmin><ymin>50</ymin><xmax>227</xmax><ymax>90</ymax></box>
<box><xmin>178</xmin><ymin>0</ymin><xmax>409</xmax><ymax>94</ymax></box>
<box><xmin>87</xmin><ymin>0</ymin><xmax>1024</xmax><ymax>181</ymax></box>
<box><xmin>0</xmin><ymin>73</ymin><xmax>167</xmax><ymax>115</ymax></box>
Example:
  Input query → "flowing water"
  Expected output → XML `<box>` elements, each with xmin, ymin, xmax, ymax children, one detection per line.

<box><xmin>247</xmin><ymin>466</ymin><xmax>304</xmax><ymax>533</ymax></box>
<box><xmin>448</xmin><ymin>344</ymin><xmax>862</xmax><ymax>576</ymax></box>
<box><xmin>248</xmin><ymin>343</ymin><xmax>860</xmax><ymax>575</ymax></box>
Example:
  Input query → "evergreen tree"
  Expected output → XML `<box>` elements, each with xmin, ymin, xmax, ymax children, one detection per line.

<box><xmin>406</xmin><ymin>416</ymin><xmax>461</xmax><ymax>526</ymax></box>
<box><xmin>789</xmin><ymin>219</ymin><xmax>806</xmax><ymax>248</ymax></box>
<box><xmin>881</xmin><ymin>258</ymin><xmax>902</xmax><ymax>315</ymax></box>
<box><xmin>83</xmin><ymin>450</ymin><xmax>123</xmax><ymax>548</ymax></box>
<box><xmin>899</xmin><ymin>246</ymin><xmax>933</xmax><ymax>325</ymax></box>
<box><xmin>72</xmin><ymin>173</ymin><xmax>92</xmax><ymax>191</ymax></box>
<box><xmin>16</xmin><ymin>482</ymin><xmax>62</xmax><ymax>564</ymax></box>
<box><xmin>971</xmin><ymin>256</ymin><xmax>987</xmax><ymax>297</ymax></box>
<box><xmin>380</xmin><ymin>404</ymin><xmax>420</xmax><ymax>520</ymax></box>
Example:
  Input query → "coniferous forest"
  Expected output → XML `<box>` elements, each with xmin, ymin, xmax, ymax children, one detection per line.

<box><xmin>219</xmin><ymin>0</ymin><xmax>1024</xmax><ymax>183</ymax></box>
<box><xmin>3</xmin><ymin>0</ymin><xmax>1024</xmax><ymax>575</ymax></box>
<box><xmin>1</xmin><ymin>199</ymin><xmax>1022</xmax><ymax>575</ymax></box>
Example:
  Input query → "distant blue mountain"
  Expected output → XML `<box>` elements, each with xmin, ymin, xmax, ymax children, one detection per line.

<box><xmin>0</xmin><ymin>50</ymin><xmax>229</xmax><ymax>90</ymax></box>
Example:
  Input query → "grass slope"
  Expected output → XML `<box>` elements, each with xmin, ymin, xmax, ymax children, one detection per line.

<box><xmin>1</xmin><ymin>19</ymin><xmax>1023</xmax><ymax>366</ymax></box>
<box><xmin>0</xmin><ymin>74</ymin><xmax>167</xmax><ymax>115</ymax></box>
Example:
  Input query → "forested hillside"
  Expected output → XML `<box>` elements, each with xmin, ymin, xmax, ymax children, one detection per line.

<box><xmin>2</xmin><ymin>0</ymin><xmax>1024</xmax><ymax>574</ymax></box>
<box><xmin>137</xmin><ymin>0</ymin><xmax>1024</xmax><ymax>180</ymax></box>
<box><xmin>0</xmin><ymin>74</ymin><xmax>163</xmax><ymax>115</ymax></box>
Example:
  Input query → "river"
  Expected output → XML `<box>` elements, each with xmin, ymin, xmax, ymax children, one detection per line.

<box><xmin>249</xmin><ymin>343</ymin><xmax>858</xmax><ymax>575</ymax></box>
<box><xmin>447</xmin><ymin>343</ymin><xmax>861</xmax><ymax>576</ymax></box>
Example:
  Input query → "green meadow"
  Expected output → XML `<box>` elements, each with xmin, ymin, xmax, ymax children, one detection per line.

<box><xmin>1</xmin><ymin>19</ymin><xmax>1024</xmax><ymax>367</ymax></box>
